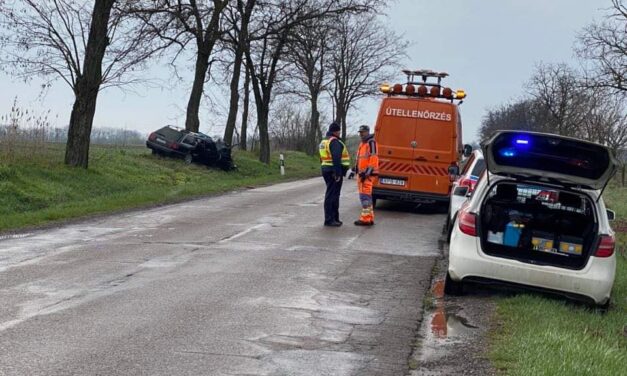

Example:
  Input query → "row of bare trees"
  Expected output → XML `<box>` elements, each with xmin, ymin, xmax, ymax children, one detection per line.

<box><xmin>479</xmin><ymin>0</ymin><xmax>627</xmax><ymax>160</ymax></box>
<box><xmin>479</xmin><ymin>63</ymin><xmax>627</xmax><ymax>156</ymax></box>
<box><xmin>0</xmin><ymin>0</ymin><xmax>405</xmax><ymax>168</ymax></box>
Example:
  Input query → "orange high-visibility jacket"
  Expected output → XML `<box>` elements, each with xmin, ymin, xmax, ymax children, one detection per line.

<box><xmin>356</xmin><ymin>135</ymin><xmax>379</xmax><ymax>176</ymax></box>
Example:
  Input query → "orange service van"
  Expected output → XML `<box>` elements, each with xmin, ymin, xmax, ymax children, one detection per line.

<box><xmin>373</xmin><ymin>69</ymin><xmax>471</xmax><ymax>204</ymax></box>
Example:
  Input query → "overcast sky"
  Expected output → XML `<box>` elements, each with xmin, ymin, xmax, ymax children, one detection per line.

<box><xmin>0</xmin><ymin>0</ymin><xmax>609</xmax><ymax>143</ymax></box>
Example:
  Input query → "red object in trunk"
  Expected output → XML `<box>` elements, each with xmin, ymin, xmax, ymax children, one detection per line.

<box><xmin>594</xmin><ymin>235</ymin><xmax>615</xmax><ymax>258</ymax></box>
<box><xmin>458</xmin><ymin>209</ymin><xmax>477</xmax><ymax>236</ymax></box>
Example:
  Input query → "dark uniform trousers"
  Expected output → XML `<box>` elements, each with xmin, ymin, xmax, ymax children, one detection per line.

<box><xmin>322</xmin><ymin>170</ymin><xmax>343</xmax><ymax>224</ymax></box>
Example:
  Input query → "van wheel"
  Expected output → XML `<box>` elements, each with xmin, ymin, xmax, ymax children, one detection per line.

<box><xmin>444</xmin><ymin>272</ymin><xmax>464</xmax><ymax>296</ymax></box>
<box><xmin>184</xmin><ymin>153</ymin><xmax>193</xmax><ymax>164</ymax></box>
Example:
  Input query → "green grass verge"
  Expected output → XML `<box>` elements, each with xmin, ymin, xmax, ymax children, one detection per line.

<box><xmin>489</xmin><ymin>183</ymin><xmax>627</xmax><ymax>376</ymax></box>
<box><xmin>0</xmin><ymin>143</ymin><xmax>320</xmax><ymax>232</ymax></box>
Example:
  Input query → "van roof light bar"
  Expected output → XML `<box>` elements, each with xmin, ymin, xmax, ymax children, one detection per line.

<box><xmin>382</xmin><ymin>69</ymin><xmax>465</xmax><ymax>102</ymax></box>
<box><xmin>403</xmin><ymin>69</ymin><xmax>449</xmax><ymax>87</ymax></box>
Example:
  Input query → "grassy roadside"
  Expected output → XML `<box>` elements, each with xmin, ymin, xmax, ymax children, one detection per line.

<box><xmin>489</xmin><ymin>183</ymin><xmax>627</xmax><ymax>376</ymax></box>
<box><xmin>0</xmin><ymin>143</ymin><xmax>320</xmax><ymax>232</ymax></box>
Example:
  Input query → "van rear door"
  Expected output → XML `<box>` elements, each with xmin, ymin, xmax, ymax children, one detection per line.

<box><xmin>410</xmin><ymin>100</ymin><xmax>457</xmax><ymax>195</ymax></box>
<box><xmin>375</xmin><ymin>98</ymin><xmax>418</xmax><ymax>191</ymax></box>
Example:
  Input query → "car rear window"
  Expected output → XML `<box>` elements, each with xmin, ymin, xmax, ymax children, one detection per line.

<box><xmin>156</xmin><ymin>126</ymin><xmax>183</xmax><ymax>142</ymax></box>
<box><xmin>471</xmin><ymin>159</ymin><xmax>486</xmax><ymax>177</ymax></box>
<box><xmin>491</xmin><ymin>132</ymin><xmax>610</xmax><ymax>180</ymax></box>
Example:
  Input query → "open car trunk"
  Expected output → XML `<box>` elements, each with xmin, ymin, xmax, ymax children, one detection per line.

<box><xmin>479</xmin><ymin>182</ymin><xmax>597</xmax><ymax>270</ymax></box>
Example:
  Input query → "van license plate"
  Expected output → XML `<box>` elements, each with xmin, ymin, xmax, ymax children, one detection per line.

<box><xmin>380</xmin><ymin>178</ymin><xmax>405</xmax><ymax>186</ymax></box>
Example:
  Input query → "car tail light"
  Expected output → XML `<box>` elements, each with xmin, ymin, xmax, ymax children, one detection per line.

<box><xmin>594</xmin><ymin>235</ymin><xmax>615</xmax><ymax>258</ymax></box>
<box><xmin>169</xmin><ymin>142</ymin><xmax>179</xmax><ymax>150</ymax></box>
<box><xmin>459</xmin><ymin>177</ymin><xmax>477</xmax><ymax>192</ymax></box>
<box><xmin>149</xmin><ymin>132</ymin><xmax>157</xmax><ymax>141</ymax></box>
<box><xmin>458</xmin><ymin>209</ymin><xmax>477</xmax><ymax>236</ymax></box>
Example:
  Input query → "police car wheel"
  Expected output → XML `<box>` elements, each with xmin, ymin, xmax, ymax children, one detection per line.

<box><xmin>444</xmin><ymin>272</ymin><xmax>464</xmax><ymax>296</ymax></box>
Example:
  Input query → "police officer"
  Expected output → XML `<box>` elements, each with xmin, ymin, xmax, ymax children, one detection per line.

<box><xmin>319</xmin><ymin>122</ymin><xmax>350</xmax><ymax>226</ymax></box>
<box><xmin>353</xmin><ymin>125</ymin><xmax>379</xmax><ymax>226</ymax></box>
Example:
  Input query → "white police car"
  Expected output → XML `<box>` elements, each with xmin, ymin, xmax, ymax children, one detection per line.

<box><xmin>446</xmin><ymin>131</ymin><xmax>618</xmax><ymax>307</ymax></box>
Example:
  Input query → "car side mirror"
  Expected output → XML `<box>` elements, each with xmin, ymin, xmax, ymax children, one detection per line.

<box><xmin>463</xmin><ymin>144</ymin><xmax>472</xmax><ymax>158</ymax></box>
<box><xmin>448</xmin><ymin>166</ymin><xmax>460</xmax><ymax>182</ymax></box>
<box><xmin>606</xmin><ymin>209</ymin><xmax>615</xmax><ymax>221</ymax></box>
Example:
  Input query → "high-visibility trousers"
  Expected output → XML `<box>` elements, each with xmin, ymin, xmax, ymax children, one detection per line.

<box><xmin>357</xmin><ymin>176</ymin><xmax>374</xmax><ymax>223</ymax></box>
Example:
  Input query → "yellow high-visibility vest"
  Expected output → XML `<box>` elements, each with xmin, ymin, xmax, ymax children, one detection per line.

<box><xmin>319</xmin><ymin>136</ymin><xmax>350</xmax><ymax>167</ymax></box>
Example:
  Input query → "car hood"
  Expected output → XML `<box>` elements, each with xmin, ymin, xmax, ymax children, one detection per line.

<box><xmin>482</xmin><ymin>131</ymin><xmax>618</xmax><ymax>190</ymax></box>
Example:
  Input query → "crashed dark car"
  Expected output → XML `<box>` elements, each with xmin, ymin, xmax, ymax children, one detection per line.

<box><xmin>146</xmin><ymin>125</ymin><xmax>235</xmax><ymax>170</ymax></box>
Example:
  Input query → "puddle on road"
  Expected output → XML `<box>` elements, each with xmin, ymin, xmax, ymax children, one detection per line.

<box><xmin>417</xmin><ymin>279</ymin><xmax>477</xmax><ymax>363</ymax></box>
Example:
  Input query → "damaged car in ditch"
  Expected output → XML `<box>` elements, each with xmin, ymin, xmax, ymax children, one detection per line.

<box><xmin>445</xmin><ymin>130</ymin><xmax>618</xmax><ymax>307</ymax></box>
<box><xmin>146</xmin><ymin>125</ymin><xmax>235</xmax><ymax>171</ymax></box>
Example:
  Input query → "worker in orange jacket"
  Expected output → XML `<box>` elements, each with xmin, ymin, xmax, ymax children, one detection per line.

<box><xmin>351</xmin><ymin>125</ymin><xmax>379</xmax><ymax>226</ymax></box>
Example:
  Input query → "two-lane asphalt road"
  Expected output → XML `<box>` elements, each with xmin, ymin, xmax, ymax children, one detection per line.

<box><xmin>0</xmin><ymin>178</ymin><xmax>444</xmax><ymax>376</ymax></box>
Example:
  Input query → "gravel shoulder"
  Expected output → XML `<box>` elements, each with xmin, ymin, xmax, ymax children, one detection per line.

<box><xmin>408</xmin><ymin>234</ymin><xmax>498</xmax><ymax>376</ymax></box>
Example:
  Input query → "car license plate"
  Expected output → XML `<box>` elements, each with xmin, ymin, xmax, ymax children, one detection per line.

<box><xmin>380</xmin><ymin>178</ymin><xmax>405</xmax><ymax>186</ymax></box>
<box><xmin>156</xmin><ymin>138</ymin><xmax>166</xmax><ymax>144</ymax></box>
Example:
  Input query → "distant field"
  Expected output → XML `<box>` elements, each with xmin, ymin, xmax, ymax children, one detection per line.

<box><xmin>490</xmin><ymin>182</ymin><xmax>627</xmax><ymax>376</ymax></box>
<box><xmin>0</xmin><ymin>142</ymin><xmax>320</xmax><ymax>232</ymax></box>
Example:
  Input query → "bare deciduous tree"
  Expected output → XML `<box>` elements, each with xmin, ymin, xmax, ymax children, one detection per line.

<box><xmin>0</xmin><ymin>0</ymin><xmax>156</xmax><ymax>167</ymax></box>
<box><xmin>283</xmin><ymin>16</ymin><xmax>332</xmax><ymax>155</ymax></box>
<box><xmin>269</xmin><ymin>100</ymin><xmax>309</xmax><ymax>151</ymax></box>
<box><xmin>478</xmin><ymin>99</ymin><xmax>544</xmax><ymax>141</ymax></box>
<box><xmin>526</xmin><ymin>63</ymin><xmax>591</xmax><ymax>137</ymax></box>
<box><xmin>329</xmin><ymin>13</ymin><xmax>407</xmax><ymax>140</ymax></box>
<box><xmin>222</xmin><ymin>0</ymin><xmax>256</xmax><ymax>147</ymax></box>
<box><xmin>129</xmin><ymin>0</ymin><xmax>229</xmax><ymax>133</ymax></box>
<box><xmin>583</xmin><ymin>93</ymin><xmax>627</xmax><ymax>157</ymax></box>
<box><xmin>576</xmin><ymin>0</ymin><xmax>627</xmax><ymax>95</ymax></box>
<box><xmin>245</xmin><ymin>0</ymin><xmax>373</xmax><ymax>164</ymax></box>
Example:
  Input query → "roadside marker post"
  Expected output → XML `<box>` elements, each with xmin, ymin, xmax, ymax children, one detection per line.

<box><xmin>280</xmin><ymin>153</ymin><xmax>285</xmax><ymax>176</ymax></box>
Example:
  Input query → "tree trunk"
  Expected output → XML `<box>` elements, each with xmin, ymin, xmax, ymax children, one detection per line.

<box><xmin>185</xmin><ymin>51</ymin><xmax>210</xmax><ymax>132</ymax></box>
<box><xmin>240</xmin><ymin>67</ymin><xmax>250</xmax><ymax>150</ymax></box>
<box><xmin>224</xmin><ymin>50</ymin><xmax>243</xmax><ymax>145</ymax></box>
<box><xmin>64</xmin><ymin>0</ymin><xmax>114</xmax><ymax>168</ymax></box>
<box><xmin>306</xmin><ymin>94</ymin><xmax>320</xmax><ymax>155</ymax></box>
<box><xmin>336</xmin><ymin>104</ymin><xmax>347</xmax><ymax>140</ymax></box>
<box><xmin>257</xmin><ymin>106</ymin><xmax>270</xmax><ymax>164</ymax></box>
<box><xmin>224</xmin><ymin>0</ymin><xmax>255</xmax><ymax>146</ymax></box>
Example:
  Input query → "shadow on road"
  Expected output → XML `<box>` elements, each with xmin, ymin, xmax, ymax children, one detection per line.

<box><xmin>376</xmin><ymin>199</ymin><xmax>448</xmax><ymax>215</ymax></box>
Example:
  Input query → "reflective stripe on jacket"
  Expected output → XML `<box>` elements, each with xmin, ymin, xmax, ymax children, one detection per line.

<box><xmin>319</xmin><ymin>137</ymin><xmax>350</xmax><ymax>167</ymax></box>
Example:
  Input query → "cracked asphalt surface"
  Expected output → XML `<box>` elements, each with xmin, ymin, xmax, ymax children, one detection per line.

<box><xmin>0</xmin><ymin>178</ymin><xmax>444</xmax><ymax>376</ymax></box>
